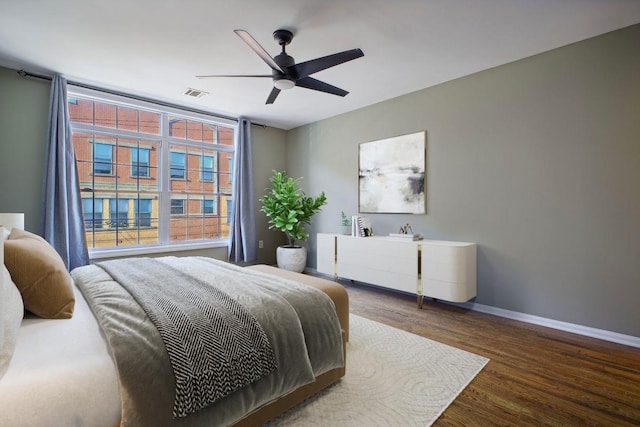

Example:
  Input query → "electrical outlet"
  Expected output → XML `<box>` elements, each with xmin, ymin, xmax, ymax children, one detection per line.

<box><xmin>258</xmin><ymin>240</ymin><xmax>264</xmax><ymax>249</ymax></box>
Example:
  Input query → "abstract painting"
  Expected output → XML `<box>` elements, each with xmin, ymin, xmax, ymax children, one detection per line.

<box><xmin>358</xmin><ymin>131</ymin><xmax>426</xmax><ymax>214</ymax></box>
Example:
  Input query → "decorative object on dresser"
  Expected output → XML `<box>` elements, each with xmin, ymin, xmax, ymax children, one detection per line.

<box><xmin>317</xmin><ymin>233</ymin><xmax>476</xmax><ymax>307</ymax></box>
<box><xmin>351</xmin><ymin>215</ymin><xmax>372</xmax><ymax>237</ymax></box>
<box><xmin>358</xmin><ymin>131</ymin><xmax>426</xmax><ymax>214</ymax></box>
<box><xmin>339</xmin><ymin>211</ymin><xmax>352</xmax><ymax>235</ymax></box>
<box><xmin>260</xmin><ymin>170</ymin><xmax>327</xmax><ymax>272</ymax></box>
<box><xmin>389</xmin><ymin>223</ymin><xmax>422</xmax><ymax>240</ymax></box>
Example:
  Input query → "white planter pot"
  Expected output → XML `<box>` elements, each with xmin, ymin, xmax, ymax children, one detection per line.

<box><xmin>276</xmin><ymin>246</ymin><xmax>307</xmax><ymax>273</ymax></box>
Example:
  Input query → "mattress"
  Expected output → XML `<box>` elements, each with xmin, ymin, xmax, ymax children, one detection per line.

<box><xmin>0</xmin><ymin>282</ymin><xmax>121</xmax><ymax>427</ymax></box>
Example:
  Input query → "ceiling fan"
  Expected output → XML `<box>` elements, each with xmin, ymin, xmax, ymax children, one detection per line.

<box><xmin>197</xmin><ymin>29</ymin><xmax>364</xmax><ymax>104</ymax></box>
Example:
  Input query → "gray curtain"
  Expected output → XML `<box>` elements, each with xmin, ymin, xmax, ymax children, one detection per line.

<box><xmin>228</xmin><ymin>117</ymin><xmax>257</xmax><ymax>263</ymax></box>
<box><xmin>41</xmin><ymin>74</ymin><xmax>89</xmax><ymax>270</ymax></box>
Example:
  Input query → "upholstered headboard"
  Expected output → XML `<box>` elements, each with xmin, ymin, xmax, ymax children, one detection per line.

<box><xmin>1</xmin><ymin>220</ymin><xmax>26</xmax><ymax>379</ymax></box>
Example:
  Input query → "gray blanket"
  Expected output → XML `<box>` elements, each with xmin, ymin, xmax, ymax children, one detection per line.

<box><xmin>72</xmin><ymin>257</ymin><xmax>344</xmax><ymax>427</ymax></box>
<box><xmin>96</xmin><ymin>258</ymin><xmax>277</xmax><ymax>418</ymax></box>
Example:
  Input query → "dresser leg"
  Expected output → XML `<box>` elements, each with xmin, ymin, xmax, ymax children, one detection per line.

<box><xmin>417</xmin><ymin>294</ymin><xmax>424</xmax><ymax>309</ymax></box>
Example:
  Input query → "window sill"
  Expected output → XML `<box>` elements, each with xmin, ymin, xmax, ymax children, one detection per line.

<box><xmin>88</xmin><ymin>240</ymin><xmax>228</xmax><ymax>260</ymax></box>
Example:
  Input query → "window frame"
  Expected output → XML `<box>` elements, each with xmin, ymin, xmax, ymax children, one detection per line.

<box><xmin>69</xmin><ymin>86</ymin><xmax>236</xmax><ymax>258</ymax></box>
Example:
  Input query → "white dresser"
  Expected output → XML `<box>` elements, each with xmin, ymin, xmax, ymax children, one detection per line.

<box><xmin>317</xmin><ymin>233</ymin><xmax>477</xmax><ymax>307</ymax></box>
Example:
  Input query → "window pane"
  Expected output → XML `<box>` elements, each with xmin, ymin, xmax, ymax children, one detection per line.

<box><xmin>203</xmin><ymin>124</ymin><xmax>217</xmax><ymax>144</ymax></box>
<box><xmin>131</xmin><ymin>147</ymin><xmax>150</xmax><ymax>177</ymax></box>
<box><xmin>200</xmin><ymin>155</ymin><xmax>213</xmax><ymax>182</ymax></box>
<box><xmin>117</xmin><ymin>105</ymin><xmax>138</xmax><ymax>132</ymax></box>
<box><xmin>82</xmin><ymin>198</ymin><xmax>104</xmax><ymax>230</ymax></box>
<box><xmin>225</xmin><ymin>154</ymin><xmax>233</xmax><ymax>186</ymax></box>
<box><xmin>170</xmin><ymin>199</ymin><xmax>184</xmax><ymax>215</ymax></box>
<box><xmin>201</xmin><ymin>199</ymin><xmax>215</xmax><ymax>214</ymax></box>
<box><xmin>187</xmin><ymin>121</ymin><xmax>203</xmax><ymax>142</ymax></box>
<box><xmin>94</xmin><ymin>143</ymin><xmax>113</xmax><ymax>174</ymax></box>
<box><xmin>94</xmin><ymin>101</ymin><xmax>117</xmax><ymax>128</ymax></box>
<box><xmin>68</xmin><ymin>98</ymin><xmax>94</xmax><ymax>125</ymax></box>
<box><xmin>168</xmin><ymin>117</ymin><xmax>186</xmax><ymax>139</ymax></box>
<box><xmin>134</xmin><ymin>199</ymin><xmax>153</xmax><ymax>227</ymax></box>
<box><xmin>139</xmin><ymin>110</ymin><xmax>160</xmax><ymax>135</ymax></box>
<box><xmin>109</xmin><ymin>198</ymin><xmax>129</xmax><ymax>228</ymax></box>
<box><xmin>218</xmin><ymin>126</ymin><xmax>234</xmax><ymax>147</ymax></box>
<box><xmin>170</xmin><ymin>152</ymin><xmax>186</xmax><ymax>179</ymax></box>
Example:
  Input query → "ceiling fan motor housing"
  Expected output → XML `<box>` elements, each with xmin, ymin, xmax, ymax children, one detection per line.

<box><xmin>273</xmin><ymin>29</ymin><xmax>294</xmax><ymax>46</ymax></box>
<box><xmin>273</xmin><ymin>50</ymin><xmax>296</xmax><ymax>89</ymax></box>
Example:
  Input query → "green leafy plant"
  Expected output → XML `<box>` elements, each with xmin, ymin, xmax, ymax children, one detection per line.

<box><xmin>260</xmin><ymin>170</ymin><xmax>327</xmax><ymax>247</ymax></box>
<box><xmin>341</xmin><ymin>211</ymin><xmax>352</xmax><ymax>226</ymax></box>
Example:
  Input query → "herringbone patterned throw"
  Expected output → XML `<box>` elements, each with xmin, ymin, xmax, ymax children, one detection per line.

<box><xmin>97</xmin><ymin>258</ymin><xmax>277</xmax><ymax>418</ymax></box>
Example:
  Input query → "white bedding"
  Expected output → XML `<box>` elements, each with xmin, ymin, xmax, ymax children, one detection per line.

<box><xmin>0</xmin><ymin>282</ymin><xmax>121</xmax><ymax>427</ymax></box>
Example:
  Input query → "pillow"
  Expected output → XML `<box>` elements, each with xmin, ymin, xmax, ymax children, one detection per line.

<box><xmin>1</xmin><ymin>262</ymin><xmax>24</xmax><ymax>380</ymax></box>
<box><xmin>4</xmin><ymin>229</ymin><xmax>75</xmax><ymax>319</ymax></box>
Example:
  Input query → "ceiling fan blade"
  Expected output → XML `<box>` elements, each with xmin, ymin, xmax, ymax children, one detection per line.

<box><xmin>296</xmin><ymin>77</ymin><xmax>349</xmax><ymax>97</ymax></box>
<box><xmin>196</xmin><ymin>74</ymin><xmax>273</xmax><ymax>78</ymax></box>
<box><xmin>292</xmin><ymin>49</ymin><xmax>364</xmax><ymax>79</ymax></box>
<box><xmin>266</xmin><ymin>87</ymin><xmax>281</xmax><ymax>104</ymax></box>
<box><xmin>234</xmin><ymin>30</ymin><xmax>284</xmax><ymax>73</ymax></box>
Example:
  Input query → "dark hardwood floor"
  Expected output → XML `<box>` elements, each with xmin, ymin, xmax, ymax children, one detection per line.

<box><xmin>338</xmin><ymin>279</ymin><xmax>640</xmax><ymax>426</ymax></box>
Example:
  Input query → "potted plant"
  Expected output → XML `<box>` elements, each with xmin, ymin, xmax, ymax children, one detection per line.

<box><xmin>340</xmin><ymin>211</ymin><xmax>352</xmax><ymax>235</ymax></box>
<box><xmin>260</xmin><ymin>170</ymin><xmax>327</xmax><ymax>272</ymax></box>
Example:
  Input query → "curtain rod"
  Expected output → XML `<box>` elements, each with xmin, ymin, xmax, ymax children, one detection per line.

<box><xmin>17</xmin><ymin>69</ymin><xmax>267</xmax><ymax>128</ymax></box>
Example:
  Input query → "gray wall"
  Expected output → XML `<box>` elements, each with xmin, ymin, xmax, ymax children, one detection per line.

<box><xmin>0</xmin><ymin>67</ymin><xmax>50</xmax><ymax>232</ymax></box>
<box><xmin>251</xmin><ymin>125</ymin><xmax>288</xmax><ymax>265</ymax></box>
<box><xmin>0</xmin><ymin>66</ymin><xmax>288</xmax><ymax>263</ymax></box>
<box><xmin>287</xmin><ymin>24</ymin><xmax>640</xmax><ymax>337</ymax></box>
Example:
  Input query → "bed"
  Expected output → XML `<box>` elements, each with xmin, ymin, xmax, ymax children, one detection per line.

<box><xmin>0</xmin><ymin>227</ymin><xmax>348</xmax><ymax>427</ymax></box>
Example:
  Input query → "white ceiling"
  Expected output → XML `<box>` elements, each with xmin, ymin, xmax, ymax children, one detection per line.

<box><xmin>1</xmin><ymin>0</ymin><xmax>639</xmax><ymax>130</ymax></box>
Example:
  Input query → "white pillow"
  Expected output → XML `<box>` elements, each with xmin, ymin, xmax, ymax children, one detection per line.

<box><xmin>1</xmin><ymin>229</ymin><xmax>24</xmax><ymax>379</ymax></box>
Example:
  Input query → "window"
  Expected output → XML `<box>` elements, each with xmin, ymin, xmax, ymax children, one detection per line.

<box><xmin>135</xmin><ymin>199</ymin><xmax>152</xmax><ymax>227</ymax></box>
<box><xmin>201</xmin><ymin>199</ymin><xmax>215</xmax><ymax>214</ymax></box>
<box><xmin>109</xmin><ymin>199</ymin><xmax>129</xmax><ymax>228</ymax></box>
<box><xmin>70</xmin><ymin>88</ymin><xmax>236</xmax><ymax>251</ymax></box>
<box><xmin>82</xmin><ymin>198</ymin><xmax>103</xmax><ymax>229</ymax></box>
<box><xmin>170</xmin><ymin>152</ymin><xmax>186</xmax><ymax>179</ymax></box>
<box><xmin>171</xmin><ymin>199</ymin><xmax>184</xmax><ymax>215</ymax></box>
<box><xmin>131</xmin><ymin>147</ymin><xmax>150</xmax><ymax>177</ymax></box>
<box><xmin>93</xmin><ymin>143</ymin><xmax>113</xmax><ymax>174</ymax></box>
<box><xmin>200</xmin><ymin>155</ymin><xmax>214</xmax><ymax>182</ymax></box>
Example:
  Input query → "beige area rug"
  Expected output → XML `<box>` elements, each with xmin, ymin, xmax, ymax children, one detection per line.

<box><xmin>267</xmin><ymin>314</ymin><xmax>489</xmax><ymax>426</ymax></box>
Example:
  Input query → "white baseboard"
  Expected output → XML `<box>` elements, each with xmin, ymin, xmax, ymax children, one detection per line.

<box><xmin>449</xmin><ymin>300</ymin><xmax>640</xmax><ymax>349</ymax></box>
<box><xmin>305</xmin><ymin>268</ymin><xmax>640</xmax><ymax>349</ymax></box>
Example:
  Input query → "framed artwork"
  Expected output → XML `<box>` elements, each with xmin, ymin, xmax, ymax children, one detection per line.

<box><xmin>358</xmin><ymin>131</ymin><xmax>426</xmax><ymax>214</ymax></box>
